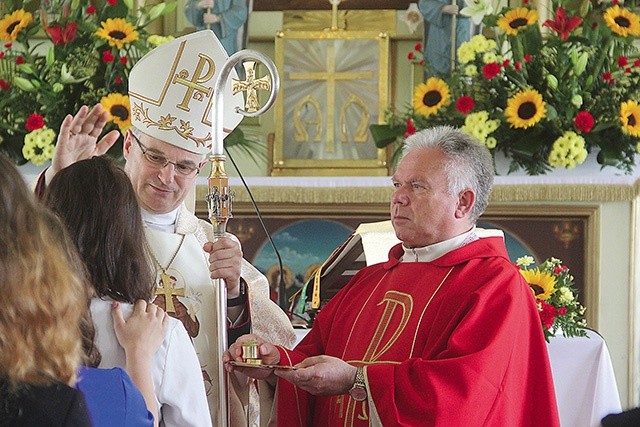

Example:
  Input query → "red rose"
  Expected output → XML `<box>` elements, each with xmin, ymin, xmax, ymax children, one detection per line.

<box><xmin>515</xmin><ymin>60</ymin><xmax>522</xmax><ymax>71</ymax></box>
<box><xmin>25</xmin><ymin>113</ymin><xmax>45</xmax><ymax>131</ymax></box>
<box><xmin>0</xmin><ymin>79</ymin><xmax>10</xmax><ymax>90</ymax></box>
<box><xmin>0</xmin><ymin>52</ymin><xmax>4</xmax><ymax>59</ymax></box>
<box><xmin>482</xmin><ymin>62</ymin><xmax>501</xmax><ymax>80</ymax></box>
<box><xmin>120</xmin><ymin>56</ymin><xmax>128</xmax><ymax>65</ymax></box>
<box><xmin>618</xmin><ymin>56</ymin><xmax>628</xmax><ymax>67</ymax></box>
<box><xmin>456</xmin><ymin>96</ymin><xmax>474</xmax><ymax>114</ymax></box>
<box><xmin>602</xmin><ymin>72</ymin><xmax>612</xmax><ymax>82</ymax></box>
<box><xmin>107</xmin><ymin>0</ymin><xmax>117</xmax><ymax>5</ymax></box>
<box><xmin>102</xmin><ymin>50</ymin><xmax>114</xmax><ymax>63</ymax></box>
<box><xmin>414</xmin><ymin>42</ymin><xmax>422</xmax><ymax>51</ymax></box>
<box><xmin>634</xmin><ymin>59</ymin><xmax>640</xmax><ymax>67</ymax></box>
<box><xmin>524</xmin><ymin>54</ymin><xmax>532</xmax><ymax>62</ymax></box>
<box><xmin>4</xmin><ymin>43</ymin><xmax>11</xmax><ymax>49</ymax></box>
<box><xmin>539</xmin><ymin>301</ymin><xmax>557</xmax><ymax>330</ymax></box>
<box><xmin>503</xmin><ymin>59</ymin><xmax>510</xmax><ymax>68</ymax></box>
<box><xmin>87</xmin><ymin>5</ymin><xmax>96</xmax><ymax>13</ymax></box>
<box><xmin>114</xmin><ymin>76</ymin><xmax>123</xmax><ymax>84</ymax></box>
<box><xmin>407</xmin><ymin>52</ymin><xmax>414</xmax><ymax>60</ymax></box>
<box><xmin>557</xmin><ymin>307</ymin><xmax>568</xmax><ymax>315</ymax></box>
<box><xmin>15</xmin><ymin>56</ymin><xmax>24</xmax><ymax>65</ymax></box>
<box><xmin>574</xmin><ymin>111</ymin><xmax>594</xmax><ymax>133</ymax></box>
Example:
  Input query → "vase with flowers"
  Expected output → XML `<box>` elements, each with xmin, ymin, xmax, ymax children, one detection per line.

<box><xmin>516</xmin><ymin>255</ymin><xmax>587</xmax><ymax>341</ymax></box>
<box><xmin>372</xmin><ymin>0</ymin><xmax>640</xmax><ymax>175</ymax></box>
<box><xmin>0</xmin><ymin>0</ymin><xmax>177</xmax><ymax>166</ymax></box>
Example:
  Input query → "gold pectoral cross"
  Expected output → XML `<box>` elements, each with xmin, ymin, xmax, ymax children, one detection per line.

<box><xmin>155</xmin><ymin>271</ymin><xmax>185</xmax><ymax>313</ymax></box>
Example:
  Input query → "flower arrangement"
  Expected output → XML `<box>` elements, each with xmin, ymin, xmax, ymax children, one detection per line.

<box><xmin>516</xmin><ymin>255</ymin><xmax>587</xmax><ymax>341</ymax></box>
<box><xmin>371</xmin><ymin>0</ymin><xmax>640</xmax><ymax>175</ymax></box>
<box><xmin>0</xmin><ymin>0</ymin><xmax>177</xmax><ymax>166</ymax></box>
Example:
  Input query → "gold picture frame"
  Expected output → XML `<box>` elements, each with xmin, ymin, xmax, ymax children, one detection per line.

<box><xmin>271</xmin><ymin>30</ymin><xmax>390</xmax><ymax>176</ymax></box>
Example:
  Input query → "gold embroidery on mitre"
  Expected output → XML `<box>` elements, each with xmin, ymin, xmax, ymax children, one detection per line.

<box><xmin>132</xmin><ymin>102</ymin><xmax>211</xmax><ymax>148</ymax></box>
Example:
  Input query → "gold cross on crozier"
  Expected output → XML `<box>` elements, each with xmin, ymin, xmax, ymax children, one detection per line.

<box><xmin>232</xmin><ymin>61</ymin><xmax>271</xmax><ymax>113</ymax></box>
<box><xmin>155</xmin><ymin>272</ymin><xmax>185</xmax><ymax>313</ymax></box>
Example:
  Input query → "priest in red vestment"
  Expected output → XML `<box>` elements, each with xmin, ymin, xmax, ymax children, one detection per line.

<box><xmin>224</xmin><ymin>126</ymin><xmax>561</xmax><ymax>426</ymax></box>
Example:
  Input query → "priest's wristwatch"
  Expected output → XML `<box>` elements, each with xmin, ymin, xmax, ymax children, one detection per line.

<box><xmin>348</xmin><ymin>366</ymin><xmax>367</xmax><ymax>402</ymax></box>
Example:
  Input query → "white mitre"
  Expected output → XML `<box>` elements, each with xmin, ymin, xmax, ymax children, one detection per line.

<box><xmin>128</xmin><ymin>30</ymin><xmax>243</xmax><ymax>154</ymax></box>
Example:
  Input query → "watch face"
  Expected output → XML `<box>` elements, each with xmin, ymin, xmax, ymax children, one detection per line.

<box><xmin>349</xmin><ymin>387</ymin><xmax>367</xmax><ymax>402</ymax></box>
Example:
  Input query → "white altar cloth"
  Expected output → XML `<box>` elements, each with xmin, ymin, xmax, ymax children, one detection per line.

<box><xmin>548</xmin><ymin>329</ymin><xmax>622</xmax><ymax>427</ymax></box>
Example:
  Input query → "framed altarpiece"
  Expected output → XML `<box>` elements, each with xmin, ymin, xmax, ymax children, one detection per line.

<box><xmin>271</xmin><ymin>30</ymin><xmax>390</xmax><ymax>176</ymax></box>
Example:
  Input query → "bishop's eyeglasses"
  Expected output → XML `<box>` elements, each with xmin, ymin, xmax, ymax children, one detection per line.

<box><xmin>131</xmin><ymin>133</ymin><xmax>200</xmax><ymax>177</ymax></box>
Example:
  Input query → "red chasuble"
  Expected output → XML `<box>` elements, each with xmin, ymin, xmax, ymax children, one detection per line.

<box><xmin>276</xmin><ymin>236</ymin><xmax>560</xmax><ymax>426</ymax></box>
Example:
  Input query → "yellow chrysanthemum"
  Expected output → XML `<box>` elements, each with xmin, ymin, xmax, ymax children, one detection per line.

<box><xmin>505</xmin><ymin>89</ymin><xmax>546</xmax><ymax>129</ymax></box>
<box><xmin>147</xmin><ymin>34</ymin><xmax>175</xmax><ymax>47</ymax></box>
<box><xmin>548</xmin><ymin>131</ymin><xmax>588</xmax><ymax>169</ymax></box>
<box><xmin>620</xmin><ymin>100</ymin><xmax>640</xmax><ymax>137</ymax></box>
<box><xmin>497</xmin><ymin>7</ymin><xmax>539</xmax><ymax>36</ymax></box>
<box><xmin>412</xmin><ymin>77</ymin><xmax>450</xmax><ymax>117</ymax></box>
<box><xmin>462</xmin><ymin>111</ymin><xmax>500</xmax><ymax>148</ymax></box>
<box><xmin>520</xmin><ymin>268</ymin><xmax>557</xmax><ymax>301</ymax></box>
<box><xmin>101</xmin><ymin>93</ymin><xmax>131</xmax><ymax>131</ymax></box>
<box><xmin>464</xmin><ymin>64</ymin><xmax>478</xmax><ymax>77</ymax></box>
<box><xmin>22</xmin><ymin>127</ymin><xmax>55</xmax><ymax>166</ymax></box>
<box><xmin>0</xmin><ymin>9</ymin><xmax>33</xmax><ymax>42</ymax></box>
<box><xmin>95</xmin><ymin>18</ymin><xmax>139</xmax><ymax>49</ymax></box>
<box><xmin>604</xmin><ymin>5</ymin><xmax>640</xmax><ymax>37</ymax></box>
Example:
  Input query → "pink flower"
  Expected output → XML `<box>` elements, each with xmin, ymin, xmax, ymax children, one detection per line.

<box><xmin>456</xmin><ymin>96</ymin><xmax>475</xmax><ymax>114</ymax></box>
<box><xmin>574</xmin><ymin>111</ymin><xmax>595</xmax><ymax>133</ymax></box>
<box><xmin>25</xmin><ymin>113</ymin><xmax>45</xmax><ymax>131</ymax></box>
<box><xmin>482</xmin><ymin>62</ymin><xmax>501</xmax><ymax>80</ymax></box>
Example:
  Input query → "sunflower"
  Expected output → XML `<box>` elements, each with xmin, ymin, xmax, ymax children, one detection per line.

<box><xmin>520</xmin><ymin>268</ymin><xmax>557</xmax><ymax>301</ymax></box>
<box><xmin>95</xmin><ymin>18</ymin><xmax>139</xmax><ymax>49</ymax></box>
<box><xmin>505</xmin><ymin>89</ymin><xmax>546</xmax><ymax>129</ymax></box>
<box><xmin>604</xmin><ymin>5</ymin><xmax>640</xmax><ymax>37</ymax></box>
<box><xmin>497</xmin><ymin>7</ymin><xmax>539</xmax><ymax>36</ymax></box>
<box><xmin>101</xmin><ymin>93</ymin><xmax>131</xmax><ymax>131</ymax></box>
<box><xmin>413</xmin><ymin>77</ymin><xmax>450</xmax><ymax>117</ymax></box>
<box><xmin>620</xmin><ymin>100</ymin><xmax>640</xmax><ymax>137</ymax></box>
<box><xmin>0</xmin><ymin>9</ymin><xmax>33</xmax><ymax>42</ymax></box>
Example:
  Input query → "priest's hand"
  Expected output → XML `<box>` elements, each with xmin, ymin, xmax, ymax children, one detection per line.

<box><xmin>275</xmin><ymin>355</ymin><xmax>357</xmax><ymax>396</ymax></box>
<box><xmin>223</xmin><ymin>334</ymin><xmax>280</xmax><ymax>381</ymax></box>
<box><xmin>203</xmin><ymin>235</ymin><xmax>243</xmax><ymax>297</ymax></box>
<box><xmin>46</xmin><ymin>104</ymin><xmax>120</xmax><ymax>184</ymax></box>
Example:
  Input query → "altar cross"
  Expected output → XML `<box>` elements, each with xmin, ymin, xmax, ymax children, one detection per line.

<box><xmin>155</xmin><ymin>272</ymin><xmax>185</xmax><ymax>313</ymax></box>
<box><xmin>289</xmin><ymin>44</ymin><xmax>374</xmax><ymax>153</ymax></box>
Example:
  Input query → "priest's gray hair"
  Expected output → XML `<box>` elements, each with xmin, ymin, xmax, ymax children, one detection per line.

<box><xmin>400</xmin><ymin>126</ymin><xmax>494</xmax><ymax>223</ymax></box>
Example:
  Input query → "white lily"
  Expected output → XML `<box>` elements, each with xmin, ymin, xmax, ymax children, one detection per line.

<box><xmin>460</xmin><ymin>0</ymin><xmax>494</xmax><ymax>26</ymax></box>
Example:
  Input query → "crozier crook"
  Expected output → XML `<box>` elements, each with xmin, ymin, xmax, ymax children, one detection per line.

<box><xmin>206</xmin><ymin>49</ymin><xmax>279</xmax><ymax>427</ymax></box>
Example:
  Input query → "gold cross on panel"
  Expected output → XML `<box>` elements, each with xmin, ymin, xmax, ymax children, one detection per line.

<box><xmin>288</xmin><ymin>43</ymin><xmax>374</xmax><ymax>153</ymax></box>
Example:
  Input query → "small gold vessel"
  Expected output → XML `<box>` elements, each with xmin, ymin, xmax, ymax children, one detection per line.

<box><xmin>241</xmin><ymin>339</ymin><xmax>262</xmax><ymax>365</ymax></box>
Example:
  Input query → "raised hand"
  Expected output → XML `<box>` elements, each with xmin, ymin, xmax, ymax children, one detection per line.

<box><xmin>45</xmin><ymin>104</ymin><xmax>121</xmax><ymax>184</ymax></box>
